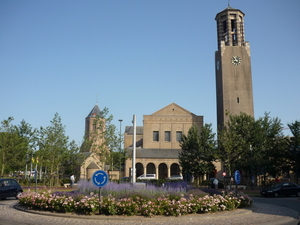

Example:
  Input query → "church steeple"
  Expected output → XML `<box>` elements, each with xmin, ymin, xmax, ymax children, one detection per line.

<box><xmin>86</xmin><ymin>103</ymin><xmax>103</xmax><ymax>119</ymax></box>
<box><xmin>84</xmin><ymin>104</ymin><xmax>105</xmax><ymax>149</ymax></box>
<box><xmin>215</xmin><ymin>7</ymin><xmax>246</xmax><ymax>49</ymax></box>
<box><xmin>215</xmin><ymin>6</ymin><xmax>254</xmax><ymax>129</ymax></box>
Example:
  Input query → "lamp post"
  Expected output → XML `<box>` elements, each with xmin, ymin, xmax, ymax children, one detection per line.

<box><xmin>250</xmin><ymin>145</ymin><xmax>253</xmax><ymax>191</ymax></box>
<box><xmin>118</xmin><ymin>119</ymin><xmax>123</xmax><ymax>182</ymax></box>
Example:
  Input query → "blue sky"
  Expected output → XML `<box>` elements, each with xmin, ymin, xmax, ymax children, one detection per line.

<box><xmin>1</xmin><ymin>0</ymin><xmax>299</xmax><ymax>145</ymax></box>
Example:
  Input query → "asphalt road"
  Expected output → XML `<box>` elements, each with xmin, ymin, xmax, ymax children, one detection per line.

<box><xmin>253</xmin><ymin>196</ymin><xmax>300</xmax><ymax>225</ymax></box>
<box><xmin>253</xmin><ymin>196</ymin><xmax>300</xmax><ymax>214</ymax></box>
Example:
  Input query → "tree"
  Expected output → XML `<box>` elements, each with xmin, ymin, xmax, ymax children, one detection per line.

<box><xmin>0</xmin><ymin>117</ymin><xmax>28</xmax><ymax>175</ymax></box>
<box><xmin>288</xmin><ymin>120</ymin><xmax>300</xmax><ymax>184</ymax></box>
<box><xmin>253</xmin><ymin>113</ymin><xmax>288</xmax><ymax>183</ymax></box>
<box><xmin>217</xmin><ymin>113</ymin><xmax>254</xmax><ymax>179</ymax></box>
<box><xmin>61</xmin><ymin>140</ymin><xmax>81</xmax><ymax>176</ymax></box>
<box><xmin>179</xmin><ymin>124</ymin><xmax>217</xmax><ymax>185</ymax></box>
<box><xmin>217</xmin><ymin>123</ymin><xmax>245</xmax><ymax>180</ymax></box>
<box><xmin>217</xmin><ymin>112</ymin><xmax>289</xmax><ymax>186</ymax></box>
<box><xmin>15</xmin><ymin>119</ymin><xmax>38</xmax><ymax>176</ymax></box>
<box><xmin>38</xmin><ymin>113</ymin><xmax>70</xmax><ymax>186</ymax></box>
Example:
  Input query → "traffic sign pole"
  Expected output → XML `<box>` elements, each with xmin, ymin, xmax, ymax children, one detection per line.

<box><xmin>234</xmin><ymin>170</ymin><xmax>241</xmax><ymax>196</ymax></box>
<box><xmin>92</xmin><ymin>170</ymin><xmax>109</xmax><ymax>214</ymax></box>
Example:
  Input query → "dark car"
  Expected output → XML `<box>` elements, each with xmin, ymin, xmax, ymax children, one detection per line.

<box><xmin>210</xmin><ymin>178</ymin><xmax>224</xmax><ymax>189</ymax></box>
<box><xmin>0</xmin><ymin>178</ymin><xmax>23</xmax><ymax>200</ymax></box>
<box><xmin>121</xmin><ymin>177</ymin><xmax>130</xmax><ymax>183</ymax></box>
<box><xmin>260</xmin><ymin>182</ymin><xmax>300</xmax><ymax>197</ymax></box>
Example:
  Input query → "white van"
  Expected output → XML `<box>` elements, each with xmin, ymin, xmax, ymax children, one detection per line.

<box><xmin>137</xmin><ymin>174</ymin><xmax>156</xmax><ymax>180</ymax></box>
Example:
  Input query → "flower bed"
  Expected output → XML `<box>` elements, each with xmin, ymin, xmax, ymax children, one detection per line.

<box><xmin>18</xmin><ymin>181</ymin><xmax>252</xmax><ymax>217</ymax></box>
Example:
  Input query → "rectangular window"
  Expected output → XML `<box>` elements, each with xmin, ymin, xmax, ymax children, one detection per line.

<box><xmin>231</xmin><ymin>19</ymin><xmax>236</xmax><ymax>32</ymax></box>
<box><xmin>153</xmin><ymin>131</ymin><xmax>159</xmax><ymax>142</ymax></box>
<box><xmin>164</xmin><ymin>131</ymin><xmax>171</xmax><ymax>142</ymax></box>
<box><xmin>223</xmin><ymin>20</ymin><xmax>227</xmax><ymax>33</ymax></box>
<box><xmin>176</xmin><ymin>131</ymin><xmax>182</xmax><ymax>142</ymax></box>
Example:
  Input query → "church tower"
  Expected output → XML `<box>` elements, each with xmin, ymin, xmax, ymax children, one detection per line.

<box><xmin>215</xmin><ymin>7</ymin><xmax>254</xmax><ymax>129</ymax></box>
<box><xmin>79</xmin><ymin>104</ymin><xmax>105</xmax><ymax>179</ymax></box>
<box><xmin>81</xmin><ymin>103</ymin><xmax>105</xmax><ymax>152</ymax></box>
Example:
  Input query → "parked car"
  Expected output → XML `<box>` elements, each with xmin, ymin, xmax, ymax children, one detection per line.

<box><xmin>137</xmin><ymin>174</ymin><xmax>156</xmax><ymax>180</ymax></box>
<box><xmin>260</xmin><ymin>182</ymin><xmax>300</xmax><ymax>197</ymax></box>
<box><xmin>210</xmin><ymin>178</ymin><xmax>224</xmax><ymax>189</ymax></box>
<box><xmin>0</xmin><ymin>178</ymin><xmax>23</xmax><ymax>200</ymax></box>
<box><xmin>121</xmin><ymin>177</ymin><xmax>130</xmax><ymax>183</ymax></box>
<box><xmin>166</xmin><ymin>175</ymin><xmax>183</xmax><ymax>180</ymax></box>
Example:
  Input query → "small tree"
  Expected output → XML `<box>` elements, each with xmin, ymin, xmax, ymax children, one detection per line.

<box><xmin>38</xmin><ymin>113</ymin><xmax>70</xmax><ymax>186</ymax></box>
<box><xmin>253</xmin><ymin>113</ymin><xmax>288</xmax><ymax>185</ymax></box>
<box><xmin>217</xmin><ymin>123</ymin><xmax>245</xmax><ymax>181</ymax></box>
<box><xmin>15</xmin><ymin>119</ymin><xmax>38</xmax><ymax>177</ymax></box>
<box><xmin>0</xmin><ymin>117</ymin><xmax>28</xmax><ymax>176</ymax></box>
<box><xmin>61</xmin><ymin>140</ymin><xmax>81</xmax><ymax>176</ymax></box>
<box><xmin>288</xmin><ymin>120</ymin><xmax>300</xmax><ymax>184</ymax></box>
<box><xmin>179</xmin><ymin>124</ymin><xmax>217</xmax><ymax>185</ymax></box>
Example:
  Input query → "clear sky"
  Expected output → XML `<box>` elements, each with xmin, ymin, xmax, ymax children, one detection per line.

<box><xmin>1</xmin><ymin>0</ymin><xmax>299</xmax><ymax>146</ymax></box>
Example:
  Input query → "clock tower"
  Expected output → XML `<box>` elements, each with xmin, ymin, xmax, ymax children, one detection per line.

<box><xmin>215</xmin><ymin>7</ymin><xmax>254</xmax><ymax>129</ymax></box>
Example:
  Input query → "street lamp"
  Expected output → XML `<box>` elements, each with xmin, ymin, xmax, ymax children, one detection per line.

<box><xmin>118</xmin><ymin>119</ymin><xmax>123</xmax><ymax>181</ymax></box>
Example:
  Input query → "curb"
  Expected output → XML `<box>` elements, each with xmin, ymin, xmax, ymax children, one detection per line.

<box><xmin>14</xmin><ymin>204</ymin><xmax>252</xmax><ymax>221</ymax></box>
<box><xmin>14</xmin><ymin>203</ymin><xmax>300</xmax><ymax>224</ymax></box>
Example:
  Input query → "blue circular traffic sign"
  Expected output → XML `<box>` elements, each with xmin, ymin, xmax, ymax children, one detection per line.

<box><xmin>234</xmin><ymin>170</ymin><xmax>241</xmax><ymax>185</ymax></box>
<box><xmin>92</xmin><ymin>170</ymin><xmax>109</xmax><ymax>187</ymax></box>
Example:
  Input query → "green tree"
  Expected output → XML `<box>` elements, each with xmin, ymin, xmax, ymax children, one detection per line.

<box><xmin>61</xmin><ymin>140</ymin><xmax>81</xmax><ymax>176</ymax></box>
<box><xmin>179</xmin><ymin>124</ymin><xmax>217</xmax><ymax>185</ymax></box>
<box><xmin>288</xmin><ymin>120</ymin><xmax>300</xmax><ymax>184</ymax></box>
<box><xmin>15</xmin><ymin>119</ymin><xmax>38</xmax><ymax>175</ymax></box>
<box><xmin>0</xmin><ymin>117</ymin><xmax>28</xmax><ymax>175</ymax></box>
<box><xmin>217</xmin><ymin>113</ymin><xmax>256</xmax><ymax>180</ymax></box>
<box><xmin>38</xmin><ymin>113</ymin><xmax>70</xmax><ymax>186</ymax></box>
<box><xmin>217</xmin><ymin>123</ymin><xmax>245</xmax><ymax>180</ymax></box>
<box><xmin>217</xmin><ymin>112</ymin><xmax>289</xmax><ymax>186</ymax></box>
<box><xmin>224</xmin><ymin>113</ymin><xmax>257</xmax><ymax>178</ymax></box>
<box><xmin>253</xmin><ymin>113</ymin><xmax>288</xmax><ymax>183</ymax></box>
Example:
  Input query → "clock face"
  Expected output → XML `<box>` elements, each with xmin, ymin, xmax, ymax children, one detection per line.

<box><xmin>231</xmin><ymin>56</ymin><xmax>241</xmax><ymax>65</ymax></box>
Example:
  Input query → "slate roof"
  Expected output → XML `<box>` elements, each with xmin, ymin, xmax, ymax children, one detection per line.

<box><xmin>125</xmin><ymin>126</ymin><xmax>143</xmax><ymax>135</ymax></box>
<box><xmin>125</xmin><ymin>148</ymin><xmax>181</xmax><ymax>159</ymax></box>
<box><xmin>77</xmin><ymin>152</ymin><xmax>92</xmax><ymax>164</ymax></box>
<box><xmin>86</xmin><ymin>104</ymin><xmax>103</xmax><ymax>119</ymax></box>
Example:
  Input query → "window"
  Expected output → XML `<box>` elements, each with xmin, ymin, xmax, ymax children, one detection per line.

<box><xmin>11</xmin><ymin>180</ymin><xmax>18</xmax><ymax>185</ymax></box>
<box><xmin>232</xmin><ymin>34</ymin><xmax>237</xmax><ymax>46</ymax></box>
<box><xmin>223</xmin><ymin>20</ymin><xmax>227</xmax><ymax>33</ymax></box>
<box><xmin>153</xmin><ymin>131</ymin><xmax>159</xmax><ymax>142</ymax></box>
<box><xmin>164</xmin><ymin>131</ymin><xmax>171</xmax><ymax>142</ymax></box>
<box><xmin>176</xmin><ymin>131</ymin><xmax>182</xmax><ymax>142</ymax></box>
<box><xmin>231</xmin><ymin>19</ymin><xmax>236</xmax><ymax>32</ymax></box>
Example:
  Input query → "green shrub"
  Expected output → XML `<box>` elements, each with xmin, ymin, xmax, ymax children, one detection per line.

<box><xmin>19</xmin><ymin>189</ymin><xmax>252</xmax><ymax>217</ymax></box>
